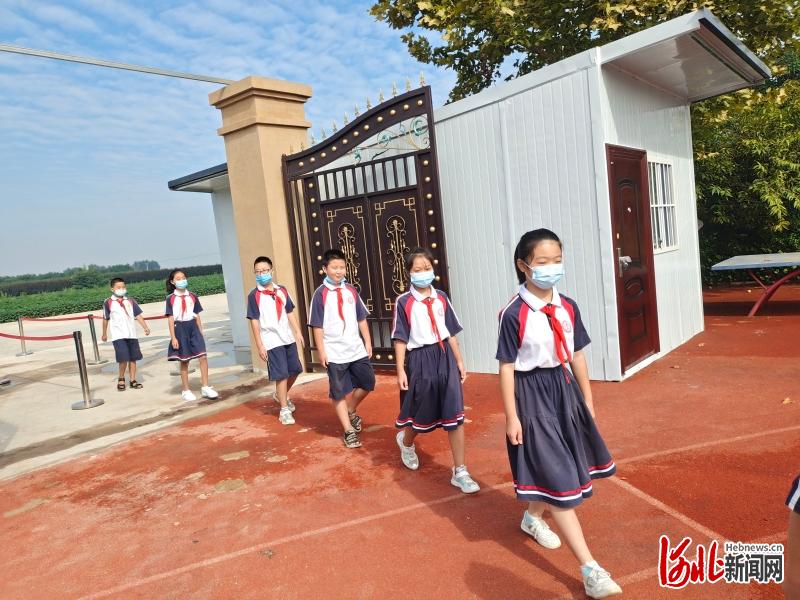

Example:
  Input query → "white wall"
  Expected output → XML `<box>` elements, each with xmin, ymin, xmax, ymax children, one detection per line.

<box><xmin>598</xmin><ymin>65</ymin><xmax>704</xmax><ymax>361</ymax></box>
<box><xmin>210</xmin><ymin>188</ymin><xmax>250</xmax><ymax>365</ymax></box>
<box><xmin>434</xmin><ymin>56</ymin><xmax>613</xmax><ymax>380</ymax></box>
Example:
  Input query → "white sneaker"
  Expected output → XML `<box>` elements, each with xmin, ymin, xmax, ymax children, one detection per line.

<box><xmin>181</xmin><ymin>390</ymin><xmax>197</xmax><ymax>402</ymax></box>
<box><xmin>201</xmin><ymin>386</ymin><xmax>219</xmax><ymax>399</ymax></box>
<box><xmin>521</xmin><ymin>511</ymin><xmax>561</xmax><ymax>549</ymax></box>
<box><xmin>450</xmin><ymin>466</ymin><xmax>480</xmax><ymax>494</ymax></box>
<box><xmin>395</xmin><ymin>431</ymin><xmax>419</xmax><ymax>470</ymax></box>
<box><xmin>273</xmin><ymin>391</ymin><xmax>295</xmax><ymax>412</ymax></box>
<box><xmin>583</xmin><ymin>563</ymin><xmax>622</xmax><ymax>599</ymax></box>
<box><xmin>279</xmin><ymin>407</ymin><xmax>295</xmax><ymax>425</ymax></box>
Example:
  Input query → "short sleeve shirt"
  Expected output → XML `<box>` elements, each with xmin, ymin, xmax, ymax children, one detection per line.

<box><xmin>165</xmin><ymin>292</ymin><xmax>203</xmax><ymax>322</ymax></box>
<box><xmin>308</xmin><ymin>281</ymin><xmax>369</xmax><ymax>364</ymax></box>
<box><xmin>788</xmin><ymin>475</ymin><xmax>800</xmax><ymax>515</ymax></box>
<box><xmin>391</xmin><ymin>287</ymin><xmax>463</xmax><ymax>349</ymax></box>
<box><xmin>103</xmin><ymin>297</ymin><xmax>142</xmax><ymax>341</ymax></box>
<box><xmin>496</xmin><ymin>286</ymin><xmax>590</xmax><ymax>371</ymax></box>
<box><xmin>246</xmin><ymin>283</ymin><xmax>296</xmax><ymax>350</ymax></box>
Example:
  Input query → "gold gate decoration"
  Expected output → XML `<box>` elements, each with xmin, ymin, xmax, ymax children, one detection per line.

<box><xmin>282</xmin><ymin>86</ymin><xmax>449</xmax><ymax>369</ymax></box>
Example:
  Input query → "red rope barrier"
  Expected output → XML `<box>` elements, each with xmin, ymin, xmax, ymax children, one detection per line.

<box><xmin>22</xmin><ymin>315</ymin><xmax>96</xmax><ymax>322</ymax></box>
<box><xmin>21</xmin><ymin>314</ymin><xmax>168</xmax><ymax>323</ymax></box>
<box><xmin>0</xmin><ymin>332</ymin><xmax>75</xmax><ymax>341</ymax></box>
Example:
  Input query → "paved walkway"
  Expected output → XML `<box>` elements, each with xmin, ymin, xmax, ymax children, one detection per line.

<box><xmin>0</xmin><ymin>294</ymin><xmax>324</xmax><ymax>480</ymax></box>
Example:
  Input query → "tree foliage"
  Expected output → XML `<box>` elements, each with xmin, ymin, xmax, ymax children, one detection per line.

<box><xmin>371</xmin><ymin>0</ymin><xmax>798</xmax><ymax>101</ymax></box>
<box><xmin>372</xmin><ymin>1</ymin><xmax>800</xmax><ymax>282</ymax></box>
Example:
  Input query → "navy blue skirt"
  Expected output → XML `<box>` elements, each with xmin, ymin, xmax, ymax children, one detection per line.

<box><xmin>396</xmin><ymin>341</ymin><xmax>464</xmax><ymax>432</ymax></box>
<box><xmin>167</xmin><ymin>320</ymin><xmax>207</xmax><ymax>362</ymax></box>
<box><xmin>507</xmin><ymin>366</ymin><xmax>616</xmax><ymax>508</ymax></box>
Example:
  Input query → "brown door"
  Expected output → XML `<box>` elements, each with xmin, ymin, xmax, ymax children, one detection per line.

<box><xmin>606</xmin><ymin>145</ymin><xmax>660</xmax><ymax>372</ymax></box>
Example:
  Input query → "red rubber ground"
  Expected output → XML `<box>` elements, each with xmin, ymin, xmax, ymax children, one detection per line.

<box><xmin>1</xmin><ymin>287</ymin><xmax>798</xmax><ymax>599</ymax></box>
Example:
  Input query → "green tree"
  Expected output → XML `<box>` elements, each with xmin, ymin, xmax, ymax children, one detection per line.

<box><xmin>371</xmin><ymin>0</ymin><xmax>798</xmax><ymax>102</ymax></box>
<box><xmin>694</xmin><ymin>65</ymin><xmax>800</xmax><ymax>280</ymax></box>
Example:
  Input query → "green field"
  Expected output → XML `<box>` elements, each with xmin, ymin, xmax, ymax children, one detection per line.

<box><xmin>0</xmin><ymin>274</ymin><xmax>225</xmax><ymax>323</ymax></box>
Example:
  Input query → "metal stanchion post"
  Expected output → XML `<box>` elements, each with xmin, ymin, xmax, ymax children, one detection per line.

<box><xmin>71</xmin><ymin>331</ymin><xmax>104</xmax><ymax>410</ymax></box>
<box><xmin>86</xmin><ymin>316</ymin><xmax>108</xmax><ymax>365</ymax></box>
<box><xmin>15</xmin><ymin>317</ymin><xmax>34</xmax><ymax>357</ymax></box>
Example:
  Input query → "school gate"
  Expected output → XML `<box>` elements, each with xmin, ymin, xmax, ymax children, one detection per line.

<box><xmin>281</xmin><ymin>86</ymin><xmax>450</xmax><ymax>369</ymax></box>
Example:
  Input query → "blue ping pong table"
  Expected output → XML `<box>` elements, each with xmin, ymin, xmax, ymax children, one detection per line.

<box><xmin>711</xmin><ymin>252</ymin><xmax>800</xmax><ymax>316</ymax></box>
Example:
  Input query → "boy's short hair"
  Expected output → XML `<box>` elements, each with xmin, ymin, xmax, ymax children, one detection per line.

<box><xmin>322</xmin><ymin>249</ymin><xmax>346</xmax><ymax>266</ymax></box>
<box><xmin>404</xmin><ymin>247</ymin><xmax>435</xmax><ymax>272</ymax></box>
<box><xmin>110</xmin><ymin>277</ymin><xmax>125</xmax><ymax>287</ymax></box>
<box><xmin>253</xmin><ymin>256</ymin><xmax>273</xmax><ymax>267</ymax></box>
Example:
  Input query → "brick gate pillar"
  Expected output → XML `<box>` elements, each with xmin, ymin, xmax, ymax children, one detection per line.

<box><xmin>209</xmin><ymin>77</ymin><xmax>312</xmax><ymax>371</ymax></box>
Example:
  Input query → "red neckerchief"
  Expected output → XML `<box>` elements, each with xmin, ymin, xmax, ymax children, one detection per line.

<box><xmin>540</xmin><ymin>303</ymin><xmax>572</xmax><ymax>383</ymax></box>
<box><xmin>175</xmin><ymin>292</ymin><xmax>188</xmax><ymax>319</ymax></box>
<box><xmin>257</xmin><ymin>287</ymin><xmax>284</xmax><ymax>321</ymax></box>
<box><xmin>422</xmin><ymin>297</ymin><xmax>445</xmax><ymax>351</ymax></box>
<box><xmin>113</xmin><ymin>297</ymin><xmax>130</xmax><ymax>316</ymax></box>
<box><xmin>334</xmin><ymin>287</ymin><xmax>345</xmax><ymax>331</ymax></box>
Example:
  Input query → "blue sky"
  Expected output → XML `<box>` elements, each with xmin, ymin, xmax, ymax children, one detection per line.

<box><xmin>0</xmin><ymin>0</ymin><xmax>455</xmax><ymax>276</ymax></box>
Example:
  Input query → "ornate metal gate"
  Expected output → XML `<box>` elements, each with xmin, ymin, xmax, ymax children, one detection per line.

<box><xmin>282</xmin><ymin>86</ymin><xmax>449</xmax><ymax>369</ymax></box>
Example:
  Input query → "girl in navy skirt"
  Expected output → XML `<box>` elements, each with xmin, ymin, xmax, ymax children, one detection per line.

<box><xmin>392</xmin><ymin>247</ymin><xmax>479</xmax><ymax>494</ymax></box>
<box><xmin>497</xmin><ymin>229</ymin><xmax>621</xmax><ymax>599</ymax></box>
<box><xmin>165</xmin><ymin>269</ymin><xmax>218</xmax><ymax>403</ymax></box>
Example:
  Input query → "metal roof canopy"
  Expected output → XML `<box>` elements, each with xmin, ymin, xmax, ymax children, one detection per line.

<box><xmin>599</xmin><ymin>8</ymin><xmax>771</xmax><ymax>102</ymax></box>
<box><xmin>167</xmin><ymin>163</ymin><xmax>228</xmax><ymax>193</ymax></box>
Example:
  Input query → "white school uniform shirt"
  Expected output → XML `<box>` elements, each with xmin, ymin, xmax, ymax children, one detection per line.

<box><xmin>495</xmin><ymin>285</ymin><xmax>590</xmax><ymax>371</ymax></box>
<box><xmin>246</xmin><ymin>283</ymin><xmax>296</xmax><ymax>351</ymax></box>
<box><xmin>308</xmin><ymin>280</ymin><xmax>369</xmax><ymax>364</ymax></box>
<box><xmin>102</xmin><ymin>296</ymin><xmax>143</xmax><ymax>341</ymax></box>
<box><xmin>391</xmin><ymin>287</ymin><xmax>463</xmax><ymax>350</ymax></box>
<box><xmin>164</xmin><ymin>291</ymin><xmax>203</xmax><ymax>322</ymax></box>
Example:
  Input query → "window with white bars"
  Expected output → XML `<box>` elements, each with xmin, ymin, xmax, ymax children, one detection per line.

<box><xmin>648</xmin><ymin>162</ymin><xmax>678</xmax><ymax>251</ymax></box>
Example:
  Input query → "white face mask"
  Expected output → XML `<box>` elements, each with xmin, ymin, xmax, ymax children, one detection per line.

<box><xmin>113</xmin><ymin>288</ymin><xmax>127</xmax><ymax>297</ymax></box>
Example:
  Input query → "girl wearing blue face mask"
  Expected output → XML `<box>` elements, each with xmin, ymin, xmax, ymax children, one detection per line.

<box><xmin>165</xmin><ymin>269</ymin><xmax>218</xmax><ymax>403</ymax></box>
<box><xmin>391</xmin><ymin>247</ymin><xmax>479</xmax><ymax>494</ymax></box>
<box><xmin>496</xmin><ymin>229</ymin><xmax>620</xmax><ymax>599</ymax></box>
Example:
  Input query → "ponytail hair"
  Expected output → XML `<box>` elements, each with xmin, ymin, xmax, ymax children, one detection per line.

<box><xmin>166</xmin><ymin>269</ymin><xmax>185</xmax><ymax>293</ymax></box>
<box><xmin>513</xmin><ymin>229</ymin><xmax>562</xmax><ymax>284</ymax></box>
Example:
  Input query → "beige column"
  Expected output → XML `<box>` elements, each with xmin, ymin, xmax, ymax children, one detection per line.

<box><xmin>209</xmin><ymin>76</ymin><xmax>312</xmax><ymax>370</ymax></box>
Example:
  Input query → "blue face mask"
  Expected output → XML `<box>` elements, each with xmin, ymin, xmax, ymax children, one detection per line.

<box><xmin>527</xmin><ymin>263</ymin><xmax>564</xmax><ymax>290</ymax></box>
<box><xmin>256</xmin><ymin>273</ymin><xmax>272</xmax><ymax>286</ymax></box>
<box><xmin>410</xmin><ymin>270</ymin><xmax>435</xmax><ymax>288</ymax></box>
<box><xmin>324</xmin><ymin>275</ymin><xmax>345</xmax><ymax>286</ymax></box>
<box><xmin>175</xmin><ymin>279</ymin><xmax>189</xmax><ymax>290</ymax></box>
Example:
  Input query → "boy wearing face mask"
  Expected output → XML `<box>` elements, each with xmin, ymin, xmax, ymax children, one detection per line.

<box><xmin>246</xmin><ymin>256</ymin><xmax>305</xmax><ymax>425</ymax></box>
<box><xmin>391</xmin><ymin>247</ymin><xmax>479</xmax><ymax>494</ymax></box>
<box><xmin>102</xmin><ymin>277</ymin><xmax>150</xmax><ymax>391</ymax></box>
<box><xmin>308</xmin><ymin>249</ymin><xmax>375</xmax><ymax>449</ymax></box>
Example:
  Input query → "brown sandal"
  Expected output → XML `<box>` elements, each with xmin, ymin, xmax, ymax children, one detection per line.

<box><xmin>117</xmin><ymin>378</ymin><xmax>126</xmax><ymax>391</ymax></box>
<box><xmin>129</xmin><ymin>380</ymin><xmax>143</xmax><ymax>389</ymax></box>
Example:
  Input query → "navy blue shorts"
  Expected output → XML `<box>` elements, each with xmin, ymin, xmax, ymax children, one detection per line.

<box><xmin>327</xmin><ymin>357</ymin><xmax>375</xmax><ymax>401</ymax></box>
<box><xmin>113</xmin><ymin>338</ymin><xmax>142</xmax><ymax>363</ymax></box>
<box><xmin>267</xmin><ymin>343</ymin><xmax>303</xmax><ymax>382</ymax></box>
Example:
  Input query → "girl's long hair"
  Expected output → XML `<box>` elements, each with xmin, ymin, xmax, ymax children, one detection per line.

<box><xmin>166</xmin><ymin>269</ymin><xmax>185</xmax><ymax>293</ymax></box>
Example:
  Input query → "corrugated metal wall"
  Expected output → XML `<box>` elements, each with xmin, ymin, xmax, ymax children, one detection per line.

<box><xmin>434</xmin><ymin>64</ymin><xmax>611</xmax><ymax>379</ymax></box>
<box><xmin>598</xmin><ymin>66</ymin><xmax>704</xmax><ymax>359</ymax></box>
